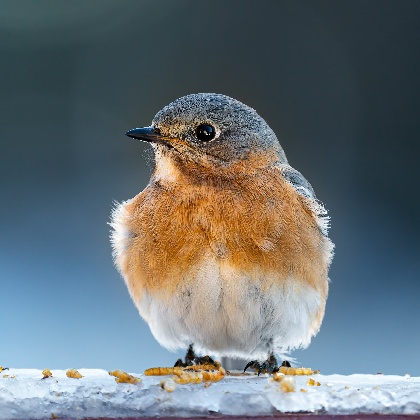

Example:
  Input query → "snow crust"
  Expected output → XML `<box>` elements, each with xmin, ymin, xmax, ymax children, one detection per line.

<box><xmin>0</xmin><ymin>369</ymin><xmax>419</xmax><ymax>419</ymax></box>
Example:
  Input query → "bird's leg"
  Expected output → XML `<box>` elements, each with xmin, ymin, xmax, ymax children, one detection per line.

<box><xmin>185</xmin><ymin>343</ymin><xmax>196</xmax><ymax>366</ymax></box>
<box><xmin>243</xmin><ymin>353</ymin><xmax>280</xmax><ymax>376</ymax></box>
<box><xmin>258</xmin><ymin>353</ymin><xmax>279</xmax><ymax>375</ymax></box>
<box><xmin>174</xmin><ymin>344</ymin><xmax>218</xmax><ymax>368</ymax></box>
<box><xmin>174</xmin><ymin>344</ymin><xmax>195</xmax><ymax>367</ymax></box>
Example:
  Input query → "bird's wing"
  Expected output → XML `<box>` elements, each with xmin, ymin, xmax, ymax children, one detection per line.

<box><xmin>277</xmin><ymin>164</ymin><xmax>330</xmax><ymax>236</ymax></box>
<box><xmin>278</xmin><ymin>165</ymin><xmax>316</xmax><ymax>200</ymax></box>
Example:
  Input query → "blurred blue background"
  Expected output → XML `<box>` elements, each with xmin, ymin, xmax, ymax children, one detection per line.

<box><xmin>1</xmin><ymin>0</ymin><xmax>419</xmax><ymax>376</ymax></box>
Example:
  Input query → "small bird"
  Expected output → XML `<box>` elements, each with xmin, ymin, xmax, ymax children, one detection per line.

<box><xmin>111</xmin><ymin>93</ymin><xmax>334</xmax><ymax>372</ymax></box>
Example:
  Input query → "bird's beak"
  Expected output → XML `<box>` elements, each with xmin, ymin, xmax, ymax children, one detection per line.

<box><xmin>125</xmin><ymin>126</ymin><xmax>171</xmax><ymax>147</ymax></box>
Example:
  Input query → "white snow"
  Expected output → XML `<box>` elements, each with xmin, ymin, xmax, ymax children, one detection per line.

<box><xmin>0</xmin><ymin>369</ymin><xmax>419</xmax><ymax>419</ymax></box>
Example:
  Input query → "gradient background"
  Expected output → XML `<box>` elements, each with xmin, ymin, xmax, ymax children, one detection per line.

<box><xmin>1</xmin><ymin>0</ymin><xmax>419</xmax><ymax>376</ymax></box>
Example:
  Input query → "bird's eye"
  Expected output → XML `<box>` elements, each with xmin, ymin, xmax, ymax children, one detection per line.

<box><xmin>196</xmin><ymin>124</ymin><xmax>216</xmax><ymax>142</ymax></box>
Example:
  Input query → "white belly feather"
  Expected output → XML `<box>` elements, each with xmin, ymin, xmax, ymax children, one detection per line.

<box><xmin>136</xmin><ymin>256</ymin><xmax>323</xmax><ymax>360</ymax></box>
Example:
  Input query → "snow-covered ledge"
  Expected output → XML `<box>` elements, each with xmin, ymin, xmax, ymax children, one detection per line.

<box><xmin>0</xmin><ymin>369</ymin><xmax>419</xmax><ymax>419</ymax></box>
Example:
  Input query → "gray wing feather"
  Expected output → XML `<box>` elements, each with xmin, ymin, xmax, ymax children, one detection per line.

<box><xmin>278</xmin><ymin>165</ymin><xmax>330</xmax><ymax>236</ymax></box>
<box><xmin>279</xmin><ymin>165</ymin><xmax>316</xmax><ymax>199</ymax></box>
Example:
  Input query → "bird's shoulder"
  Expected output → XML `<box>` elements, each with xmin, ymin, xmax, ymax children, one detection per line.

<box><xmin>275</xmin><ymin>164</ymin><xmax>330</xmax><ymax>237</ymax></box>
<box><xmin>276</xmin><ymin>164</ymin><xmax>315</xmax><ymax>199</ymax></box>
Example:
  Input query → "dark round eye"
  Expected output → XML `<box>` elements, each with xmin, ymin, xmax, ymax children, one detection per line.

<box><xmin>196</xmin><ymin>124</ymin><xmax>216</xmax><ymax>142</ymax></box>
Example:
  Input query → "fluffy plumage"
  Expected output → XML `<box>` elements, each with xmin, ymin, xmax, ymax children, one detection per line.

<box><xmin>111</xmin><ymin>93</ymin><xmax>334</xmax><ymax>360</ymax></box>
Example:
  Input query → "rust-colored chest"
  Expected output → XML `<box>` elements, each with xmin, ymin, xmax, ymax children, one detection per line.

<box><xmin>121</xmin><ymin>167</ymin><xmax>327</xmax><ymax>301</ymax></box>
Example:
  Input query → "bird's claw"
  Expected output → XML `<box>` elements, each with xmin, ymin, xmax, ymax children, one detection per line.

<box><xmin>174</xmin><ymin>345</ymin><xmax>218</xmax><ymax>369</ymax></box>
<box><xmin>258</xmin><ymin>360</ymin><xmax>272</xmax><ymax>376</ymax></box>
<box><xmin>243</xmin><ymin>360</ymin><xmax>259</xmax><ymax>373</ymax></box>
<box><xmin>243</xmin><ymin>354</ymin><xmax>282</xmax><ymax>376</ymax></box>
<box><xmin>195</xmin><ymin>354</ymin><xmax>216</xmax><ymax>366</ymax></box>
<box><xmin>174</xmin><ymin>358</ymin><xmax>185</xmax><ymax>367</ymax></box>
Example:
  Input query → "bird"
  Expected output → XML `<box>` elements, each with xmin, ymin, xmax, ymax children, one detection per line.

<box><xmin>110</xmin><ymin>93</ymin><xmax>334</xmax><ymax>373</ymax></box>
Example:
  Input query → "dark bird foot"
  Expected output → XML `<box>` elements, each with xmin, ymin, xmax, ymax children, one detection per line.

<box><xmin>244</xmin><ymin>354</ymin><xmax>290</xmax><ymax>375</ymax></box>
<box><xmin>174</xmin><ymin>344</ymin><xmax>218</xmax><ymax>368</ymax></box>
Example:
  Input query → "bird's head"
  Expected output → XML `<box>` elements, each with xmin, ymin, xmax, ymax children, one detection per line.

<box><xmin>126</xmin><ymin>93</ymin><xmax>287</xmax><ymax>180</ymax></box>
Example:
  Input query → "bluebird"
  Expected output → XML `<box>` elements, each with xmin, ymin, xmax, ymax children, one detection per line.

<box><xmin>111</xmin><ymin>93</ymin><xmax>334</xmax><ymax>373</ymax></box>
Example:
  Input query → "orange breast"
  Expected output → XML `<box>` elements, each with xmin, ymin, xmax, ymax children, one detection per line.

<box><xmin>120</xmin><ymin>162</ymin><xmax>328</xmax><ymax>303</ymax></box>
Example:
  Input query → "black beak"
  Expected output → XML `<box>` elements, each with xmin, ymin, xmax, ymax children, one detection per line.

<box><xmin>125</xmin><ymin>126</ymin><xmax>174</xmax><ymax>149</ymax></box>
<box><xmin>125</xmin><ymin>127</ymin><xmax>173</xmax><ymax>149</ymax></box>
<box><xmin>125</xmin><ymin>126</ymin><xmax>165</xmax><ymax>143</ymax></box>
